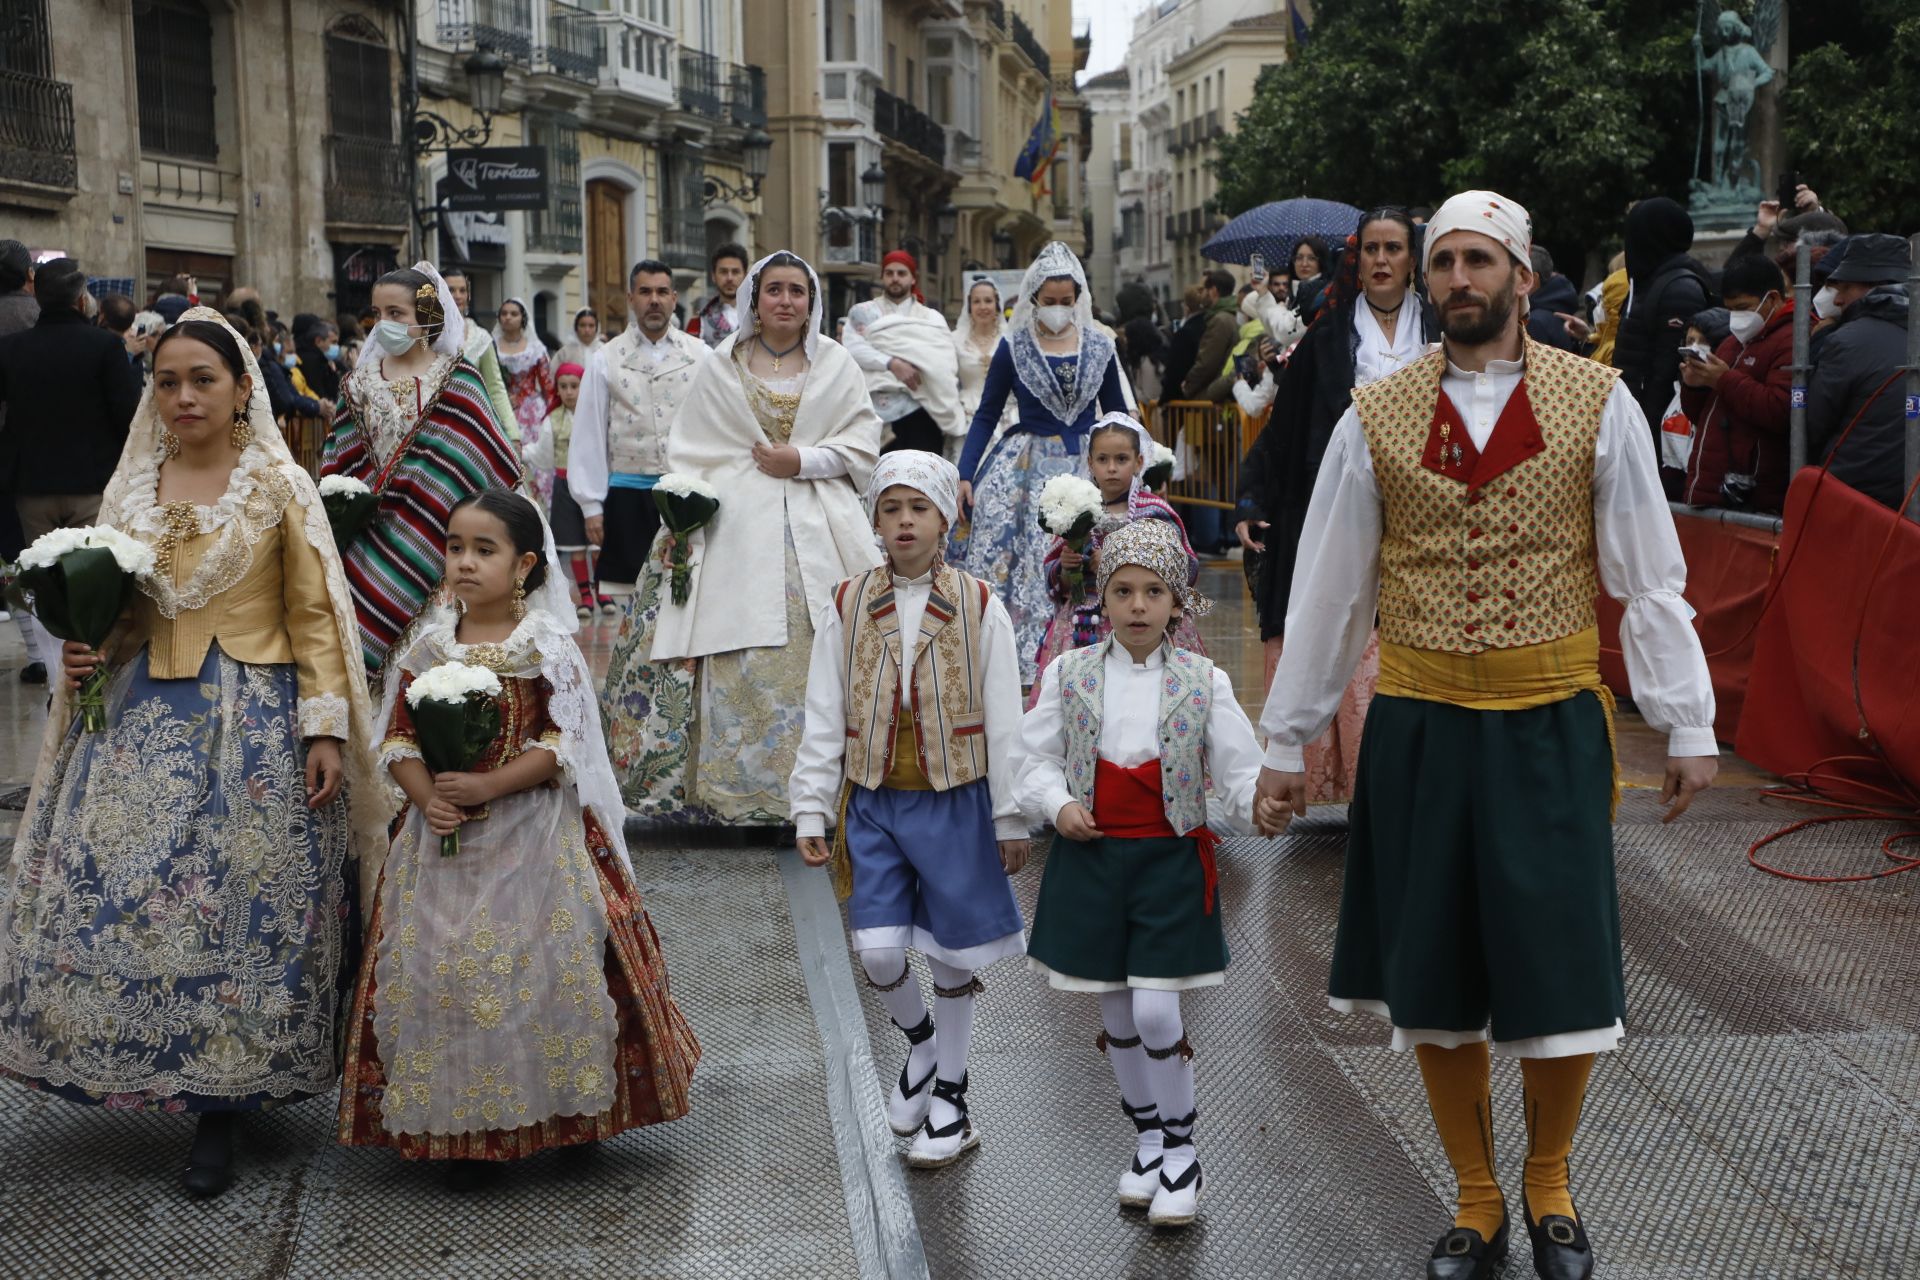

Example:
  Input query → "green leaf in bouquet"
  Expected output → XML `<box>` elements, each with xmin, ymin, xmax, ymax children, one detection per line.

<box><xmin>652</xmin><ymin>487</ymin><xmax>720</xmax><ymax>533</ymax></box>
<box><xmin>18</xmin><ymin>546</ymin><xmax>138</xmax><ymax>648</ymax></box>
<box><xmin>323</xmin><ymin>490</ymin><xmax>380</xmax><ymax>549</ymax></box>
<box><xmin>411</xmin><ymin>691</ymin><xmax>503</xmax><ymax>776</ymax></box>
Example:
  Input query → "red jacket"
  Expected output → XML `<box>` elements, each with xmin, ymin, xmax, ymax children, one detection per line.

<box><xmin>1675</xmin><ymin>301</ymin><xmax>1795</xmax><ymax>512</ymax></box>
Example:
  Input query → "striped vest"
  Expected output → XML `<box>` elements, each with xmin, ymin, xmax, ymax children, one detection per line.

<box><xmin>1351</xmin><ymin>339</ymin><xmax>1615</xmax><ymax>655</ymax></box>
<box><xmin>836</xmin><ymin>565</ymin><xmax>993</xmax><ymax>792</ymax></box>
<box><xmin>1057</xmin><ymin>641</ymin><xmax>1212</xmax><ymax>837</ymax></box>
<box><xmin>322</xmin><ymin>356</ymin><xmax>522</xmax><ymax>672</ymax></box>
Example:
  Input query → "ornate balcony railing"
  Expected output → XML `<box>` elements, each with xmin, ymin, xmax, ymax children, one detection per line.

<box><xmin>543</xmin><ymin>3</ymin><xmax>602</xmax><ymax>83</ymax></box>
<box><xmin>874</xmin><ymin>87</ymin><xmax>946</xmax><ymax>167</ymax></box>
<box><xmin>436</xmin><ymin>0</ymin><xmax>532</xmax><ymax>65</ymax></box>
<box><xmin>677</xmin><ymin>49</ymin><xmax>724</xmax><ymax>119</ymax></box>
<box><xmin>1011</xmin><ymin>12</ymin><xmax>1049</xmax><ymax>79</ymax></box>
<box><xmin>0</xmin><ymin>69</ymin><xmax>77</xmax><ymax>191</ymax></box>
<box><xmin>324</xmin><ymin>134</ymin><xmax>409</xmax><ymax>227</ymax></box>
<box><xmin>728</xmin><ymin>63</ymin><xmax>766</xmax><ymax>128</ymax></box>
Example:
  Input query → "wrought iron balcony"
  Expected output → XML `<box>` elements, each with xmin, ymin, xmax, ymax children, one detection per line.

<box><xmin>0</xmin><ymin>69</ymin><xmax>77</xmax><ymax>191</ymax></box>
<box><xmin>324</xmin><ymin>134</ymin><xmax>410</xmax><ymax>227</ymax></box>
<box><xmin>677</xmin><ymin>49</ymin><xmax>724</xmax><ymax>119</ymax></box>
<box><xmin>728</xmin><ymin>63</ymin><xmax>766</xmax><ymax>128</ymax></box>
<box><xmin>874</xmin><ymin>87</ymin><xmax>946</xmax><ymax>167</ymax></box>
<box><xmin>544</xmin><ymin>3</ymin><xmax>602</xmax><ymax>83</ymax></box>
<box><xmin>436</xmin><ymin>0</ymin><xmax>533</xmax><ymax>65</ymax></box>
<box><xmin>1206</xmin><ymin>109</ymin><xmax>1221</xmax><ymax>139</ymax></box>
<box><xmin>982</xmin><ymin>0</ymin><xmax>1006</xmax><ymax>34</ymax></box>
<box><xmin>1011</xmin><ymin>12</ymin><xmax>1050</xmax><ymax>79</ymax></box>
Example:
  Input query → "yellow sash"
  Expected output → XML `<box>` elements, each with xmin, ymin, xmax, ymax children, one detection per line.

<box><xmin>1376</xmin><ymin>626</ymin><xmax>1620</xmax><ymax>818</ymax></box>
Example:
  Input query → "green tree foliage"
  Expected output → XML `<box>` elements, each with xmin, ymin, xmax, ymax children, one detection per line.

<box><xmin>1783</xmin><ymin>1</ymin><xmax>1920</xmax><ymax>234</ymax></box>
<box><xmin>1214</xmin><ymin>0</ymin><xmax>1700</xmax><ymax>263</ymax></box>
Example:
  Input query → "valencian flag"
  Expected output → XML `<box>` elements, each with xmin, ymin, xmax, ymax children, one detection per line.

<box><xmin>1288</xmin><ymin>0</ymin><xmax>1310</xmax><ymax>44</ymax></box>
<box><xmin>1014</xmin><ymin>90</ymin><xmax>1060</xmax><ymax>195</ymax></box>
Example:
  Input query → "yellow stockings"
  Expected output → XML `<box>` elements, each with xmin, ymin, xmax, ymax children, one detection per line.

<box><xmin>1520</xmin><ymin>1052</ymin><xmax>1594</xmax><ymax>1224</ymax></box>
<box><xmin>1415</xmin><ymin>1042</ymin><xmax>1505</xmax><ymax>1239</ymax></box>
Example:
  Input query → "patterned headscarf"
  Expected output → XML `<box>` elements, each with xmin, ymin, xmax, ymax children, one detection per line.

<box><xmin>866</xmin><ymin>448</ymin><xmax>959</xmax><ymax>529</ymax></box>
<box><xmin>1421</xmin><ymin>190</ymin><xmax>1532</xmax><ymax>278</ymax></box>
<box><xmin>1097</xmin><ymin>517</ymin><xmax>1212</xmax><ymax>619</ymax></box>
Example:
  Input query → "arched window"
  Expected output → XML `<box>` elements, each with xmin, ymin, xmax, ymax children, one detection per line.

<box><xmin>325</xmin><ymin>14</ymin><xmax>394</xmax><ymax>143</ymax></box>
<box><xmin>134</xmin><ymin>0</ymin><xmax>218</xmax><ymax>160</ymax></box>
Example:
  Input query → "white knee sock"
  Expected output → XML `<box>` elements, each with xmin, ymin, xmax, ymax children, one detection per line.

<box><xmin>926</xmin><ymin>958</ymin><xmax>980</xmax><ymax>1134</ymax></box>
<box><xmin>14</xmin><ymin>612</ymin><xmax>42</xmax><ymax>663</ymax></box>
<box><xmin>861</xmin><ymin>948</ymin><xmax>937</xmax><ymax>1088</ymax></box>
<box><xmin>1102</xmin><ymin>989</ymin><xmax>1163</xmax><ymax>1167</ymax></box>
<box><xmin>1133</xmin><ymin>988</ymin><xmax>1197</xmax><ymax>1181</ymax></box>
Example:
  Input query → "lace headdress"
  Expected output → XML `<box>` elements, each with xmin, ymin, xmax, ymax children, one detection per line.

<box><xmin>354</xmin><ymin>260</ymin><xmax>466</xmax><ymax>370</ymax></box>
<box><xmin>1006</xmin><ymin>241</ymin><xmax>1116</xmax><ymax>426</ymax></box>
<box><xmin>734</xmin><ymin>249</ymin><xmax>827</xmax><ymax>360</ymax></box>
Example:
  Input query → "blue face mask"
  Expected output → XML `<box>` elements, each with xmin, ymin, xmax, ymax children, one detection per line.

<box><xmin>271</xmin><ymin>341</ymin><xmax>283</xmax><ymax>356</ymax></box>
<box><xmin>324</xmin><ymin>343</ymin><xmax>342</xmax><ymax>361</ymax></box>
<box><xmin>283</xmin><ymin>352</ymin><xmax>299</xmax><ymax>369</ymax></box>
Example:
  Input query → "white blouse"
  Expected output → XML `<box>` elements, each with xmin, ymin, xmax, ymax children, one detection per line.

<box><xmin>788</xmin><ymin>568</ymin><xmax>1027</xmax><ymax>841</ymax></box>
<box><xmin>1259</xmin><ymin>357</ymin><xmax>1719</xmax><ymax>772</ymax></box>
<box><xmin>1019</xmin><ymin>644</ymin><xmax>1265</xmax><ymax>837</ymax></box>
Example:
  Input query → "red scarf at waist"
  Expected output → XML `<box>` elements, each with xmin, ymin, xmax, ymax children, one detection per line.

<box><xmin>1091</xmin><ymin>758</ymin><xmax>1220</xmax><ymax>914</ymax></box>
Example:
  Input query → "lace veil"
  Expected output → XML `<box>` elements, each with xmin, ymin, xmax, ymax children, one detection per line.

<box><xmin>491</xmin><ymin>295</ymin><xmax>551</xmax><ymax>376</ymax></box>
<box><xmin>354</xmin><ymin>259</ymin><xmax>466</xmax><ymax>371</ymax></box>
<box><xmin>22</xmin><ymin>306</ymin><xmax>392</xmax><ymax>909</ymax></box>
<box><xmin>952</xmin><ymin>272</ymin><xmax>1006</xmax><ymax>348</ymax></box>
<box><xmin>732</xmin><ymin>249</ymin><xmax>827</xmax><ymax>360</ymax></box>
<box><xmin>1006</xmin><ymin>241</ymin><xmax>1115</xmax><ymax>427</ymax></box>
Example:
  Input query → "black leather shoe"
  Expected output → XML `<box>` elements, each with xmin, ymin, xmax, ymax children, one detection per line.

<box><xmin>1426</xmin><ymin>1212</ymin><xmax>1509</xmax><ymax>1280</ymax></box>
<box><xmin>1523</xmin><ymin>1193</ymin><xmax>1594</xmax><ymax>1280</ymax></box>
<box><xmin>180</xmin><ymin>1112</ymin><xmax>235</xmax><ymax>1199</ymax></box>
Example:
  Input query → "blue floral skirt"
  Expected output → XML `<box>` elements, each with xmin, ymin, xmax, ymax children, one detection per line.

<box><xmin>0</xmin><ymin>645</ymin><xmax>352</xmax><ymax>1112</ymax></box>
<box><xmin>949</xmin><ymin>431</ymin><xmax>1087</xmax><ymax>685</ymax></box>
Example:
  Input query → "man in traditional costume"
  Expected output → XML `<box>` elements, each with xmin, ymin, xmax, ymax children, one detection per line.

<box><xmin>842</xmin><ymin>250</ymin><xmax>964</xmax><ymax>456</ymax></box>
<box><xmin>568</xmin><ymin>259</ymin><xmax>711</xmax><ymax>596</ymax></box>
<box><xmin>1258</xmin><ymin>191</ymin><xmax>1718</xmax><ymax>1280</ymax></box>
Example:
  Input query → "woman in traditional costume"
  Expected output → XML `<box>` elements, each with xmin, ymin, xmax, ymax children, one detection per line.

<box><xmin>600</xmin><ymin>250</ymin><xmax>883</xmax><ymax>823</ymax></box>
<box><xmin>493</xmin><ymin>296</ymin><xmax>558</xmax><ymax>504</ymax></box>
<box><xmin>1236</xmin><ymin>207</ymin><xmax>1438</xmax><ymax>804</ymax></box>
<box><xmin>949</xmin><ymin>241</ymin><xmax>1129</xmax><ymax>685</ymax></box>
<box><xmin>338</xmin><ymin>490</ymin><xmax>699</xmax><ymax>1189</ymax></box>
<box><xmin>0</xmin><ymin>311</ymin><xmax>385</xmax><ymax>1198</ymax></box>
<box><xmin>321</xmin><ymin>263</ymin><xmax>523</xmax><ymax>675</ymax></box>
<box><xmin>951</xmin><ymin>273</ymin><xmax>1011</xmax><ymax>465</ymax></box>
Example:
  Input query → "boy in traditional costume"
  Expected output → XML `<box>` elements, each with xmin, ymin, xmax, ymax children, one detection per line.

<box><xmin>1258</xmin><ymin>191</ymin><xmax>1718</xmax><ymax>1280</ymax></box>
<box><xmin>1019</xmin><ymin>518</ymin><xmax>1275</xmax><ymax>1228</ymax></box>
<box><xmin>790</xmin><ymin>450</ymin><xmax>1029</xmax><ymax>1169</ymax></box>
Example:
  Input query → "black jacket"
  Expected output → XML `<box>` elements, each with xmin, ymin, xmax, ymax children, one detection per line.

<box><xmin>0</xmin><ymin>306</ymin><xmax>141</xmax><ymax>494</ymax></box>
<box><xmin>1236</xmin><ymin>296</ymin><xmax>1440</xmax><ymax>638</ymax></box>
<box><xmin>297</xmin><ymin>342</ymin><xmax>340</xmax><ymax>405</ymax></box>
<box><xmin>260</xmin><ymin>356</ymin><xmax>324</xmax><ymax>419</ymax></box>
<box><xmin>1806</xmin><ymin>285</ymin><xmax>1908</xmax><ymax>509</ymax></box>
<box><xmin>1526</xmin><ymin>273</ymin><xmax>1583</xmax><ymax>352</ymax></box>
<box><xmin>1161</xmin><ymin>312</ymin><xmax>1207</xmax><ymax>404</ymax></box>
<box><xmin>1615</xmin><ymin>254</ymin><xmax>1715</xmax><ymax>437</ymax></box>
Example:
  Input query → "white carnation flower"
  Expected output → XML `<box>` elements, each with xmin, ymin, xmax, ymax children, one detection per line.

<box><xmin>406</xmin><ymin>660</ymin><xmax>504</xmax><ymax>706</ymax></box>
<box><xmin>17</xmin><ymin>524</ymin><xmax>155</xmax><ymax>576</ymax></box>
<box><xmin>1151</xmin><ymin>442</ymin><xmax>1175</xmax><ymax>468</ymax></box>
<box><xmin>1037</xmin><ymin>474</ymin><xmax>1105</xmax><ymax>533</ymax></box>
<box><xmin>654</xmin><ymin>472</ymin><xmax>718</xmax><ymax>500</ymax></box>
<box><xmin>317</xmin><ymin>474</ymin><xmax>373</xmax><ymax>498</ymax></box>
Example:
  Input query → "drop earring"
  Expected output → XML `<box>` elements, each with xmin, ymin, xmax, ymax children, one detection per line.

<box><xmin>230</xmin><ymin>406</ymin><xmax>253</xmax><ymax>450</ymax></box>
<box><xmin>511</xmin><ymin>577</ymin><xmax>527</xmax><ymax>621</ymax></box>
<box><xmin>162</xmin><ymin>431</ymin><xmax>181</xmax><ymax>460</ymax></box>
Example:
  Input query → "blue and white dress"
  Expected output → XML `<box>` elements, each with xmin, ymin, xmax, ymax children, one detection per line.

<box><xmin>950</xmin><ymin>328</ymin><xmax>1129</xmax><ymax>685</ymax></box>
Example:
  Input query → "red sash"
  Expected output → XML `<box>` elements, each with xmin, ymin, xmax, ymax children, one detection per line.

<box><xmin>1091</xmin><ymin>758</ymin><xmax>1220</xmax><ymax>914</ymax></box>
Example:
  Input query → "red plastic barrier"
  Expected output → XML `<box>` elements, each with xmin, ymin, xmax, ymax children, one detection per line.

<box><xmin>1597</xmin><ymin>511</ymin><xmax>1777</xmax><ymax>743</ymax></box>
<box><xmin>1734</xmin><ymin>470</ymin><xmax>1920</xmax><ymax>795</ymax></box>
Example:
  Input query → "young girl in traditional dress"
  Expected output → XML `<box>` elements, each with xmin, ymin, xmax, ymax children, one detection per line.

<box><xmin>528</xmin><ymin>361</ymin><xmax>603</xmax><ymax>616</ymax></box>
<box><xmin>1029</xmin><ymin>413</ymin><xmax>1204</xmax><ymax>698</ymax></box>
<box><xmin>1019</xmin><ymin>518</ymin><xmax>1282</xmax><ymax>1228</ymax></box>
<box><xmin>338</xmin><ymin>489</ymin><xmax>699</xmax><ymax>1190</ymax></box>
<box><xmin>493</xmin><ymin>297</ymin><xmax>557</xmax><ymax>505</ymax></box>
<box><xmin>789</xmin><ymin>450</ymin><xmax>1028</xmax><ymax>1168</ymax></box>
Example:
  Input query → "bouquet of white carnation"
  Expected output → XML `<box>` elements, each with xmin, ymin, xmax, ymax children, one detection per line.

<box><xmin>651</xmin><ymin>472</ymin><xmax>720</xmax><ymax>606</ymax></box>
<box><xmin>1144</xmin><ymin>442</ymin><xmax>1176</xmax><ymax>492</ymax></box>
<box><xmin>16</xmin><ymin>526</ymin><xmax>155</xmax><ymax>733</ymax></box>
<box><xmin>316</xmin><ymin>473</ymin><xmax>377</xmax><ymax>550</ymax></box>
<box><xmin>405</xmin><ymin>660</ymin><xmax>505</xmax><ymax>856</ymax></box>
<box><xmin>1037</xmin><ymin>474</ymin><xmax>1105</xmax><ymax>599</ymax></box>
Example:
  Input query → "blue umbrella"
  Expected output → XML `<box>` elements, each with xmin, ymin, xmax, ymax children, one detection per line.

<box><xmin>1202</xmin><ymin>198</ymin><xmax>1365</xmax><ymax>269</ymax></box>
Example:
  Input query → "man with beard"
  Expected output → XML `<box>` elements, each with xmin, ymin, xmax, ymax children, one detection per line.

<box><xmin>691</xmin><ymin>242</ymin><xmax>748</xmax><ymax>349</ymax></box>
<box><xmin>440</xmin><ymin>265</ymin><xmax>518</xmax><ymax>438</ymax></box>
<box><xmin>842</xmin><ymin>250</ymin><xmax>962</xmax><ymax>454</ymax></box>
<box><xmin>1255</xmin><ymin>191</ymin><xmax>1718</xmax><ymax>1280</ymax></box>
<box><xmin>568</xmin><ymin>259</ymin><xmax>711</xmax><ymax>595</ymax></box>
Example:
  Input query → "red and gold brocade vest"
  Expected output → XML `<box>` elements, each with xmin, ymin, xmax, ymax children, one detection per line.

<box><xmin>835</xmin><ymin>564</ymin><xmax>993</xmax><ymax>792</ymax></box>
<box><xmin>1351</xmin><ymin>339</ymin><xmax>1619</xmax><ymax>655</ymax></box>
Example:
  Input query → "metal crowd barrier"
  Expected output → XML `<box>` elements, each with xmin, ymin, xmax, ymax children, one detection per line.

<box><xmin>285</xmin><ymin>414</ymin><xmax>330</xmax><ymax>478</ymax></box>
<box><xmin>1137</xmin><ymin>399</ymin><xmax>1269</xmax><ymax>511</ymax></box>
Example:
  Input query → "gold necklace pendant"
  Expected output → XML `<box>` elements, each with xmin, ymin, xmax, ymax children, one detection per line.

<box><xmin>151</xmin><ymin>501</ymin><xmax>200</xmax><ymax>578</ymax></box>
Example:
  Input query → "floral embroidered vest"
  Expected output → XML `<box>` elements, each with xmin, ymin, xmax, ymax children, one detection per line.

<box><xmin>1057</xmin><ymin>641</ymin><xmax>1212</xmax><ymax>836</ymax></box>
<box><xmin>1351</xmin><ymin>338</ymin><xmax>1616</xmax><ymax>655</ymax></box>
<box><xmin>836</xmin><ymin>564</ymin><xmax>993</xmax><ymax>792</ymax></box>
<box><xmin>602</xmin><ymin>328</ymin><xmax>702</xmax><ymax>477</ymax></box>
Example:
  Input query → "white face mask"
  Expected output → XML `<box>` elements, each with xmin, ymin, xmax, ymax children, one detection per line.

<box><xmin>1726</xmin><ymin>308</ymin><xmax>1765</xmax><ymax>345</ymax></box>
<box><xmin>372</xmin><ymin>319</ymin><xmax>419</xmax><ymax>356</ymax></box>
<box><xmin>1034</xmin><ymin>304</ymin><xmax>1074</xmax><ymax>334</ymax></box>
<box><xmin>1813</xmin><ymin>285</ymin><xmax>1840</xmax><ymax>320</ymax></box>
